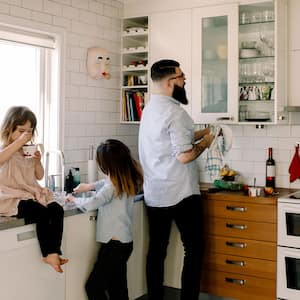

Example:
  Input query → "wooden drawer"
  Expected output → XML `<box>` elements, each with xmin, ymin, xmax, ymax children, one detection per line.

<box><xmin>200</xmin><ymin>269</ymin><xmax>275</xmax><ymax>300</ymax></box>
<box><xmin>203</xmin><ymin>252</ymin><xmax>276</xmax><ymax>279</ymax></box>
<box><xmin>206</xmin><ymin>235</ymin><xmax>276</xmax><ymax>261</ymax></box>
<box><xmin>205</xmin><ymin>217</ymin><xmax>276</xmax><ymax>242</ymax></box>
<box><xmin>203</xmin><ymin>199</ymin><xmax>276</xmax><ymax>223</ymax></box>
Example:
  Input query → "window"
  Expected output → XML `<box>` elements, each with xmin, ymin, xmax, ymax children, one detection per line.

<box><xmin>0</xmin><ymin>24</ymin><xmax>63</xmax><ymax>186</ymax></box>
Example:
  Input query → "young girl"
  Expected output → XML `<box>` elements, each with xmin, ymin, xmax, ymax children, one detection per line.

<box><xmin>66</xmin><ymin>139</ymin><xmax>143</xmax><ymax>300</ymax></box>
<box><xmin>0</xmin><ymin>106</ymin><xmax>68</xmax><ymax>273</ymax></box>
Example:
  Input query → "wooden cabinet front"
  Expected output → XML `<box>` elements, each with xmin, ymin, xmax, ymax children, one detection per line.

<box><xmin>201</xmin><ymin>191</ymin><xmax>277</xmax><ymax>300</ymax></box>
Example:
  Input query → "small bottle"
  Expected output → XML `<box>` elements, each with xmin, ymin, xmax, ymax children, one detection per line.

<box><xmin>73</xmin><ymin>167</ymin><xmax>80</xmax><ymax>189</ymax></box>
<box><xmin>65</xmin><ymin>169</ymin><xmax>74</xmax><ymax>193</ymax></box>
<box><xmin>266</xmin><ymin>147</ymin><xmax>276</xmax><ymax>188</ymax></box>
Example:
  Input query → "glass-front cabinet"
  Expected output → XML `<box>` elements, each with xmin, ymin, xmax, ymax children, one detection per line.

<box><xmin>192</xmin><ymin>4</ymin><xmax>239</xmax><ymax>124</ymax></box>
<box><xmin>191</xmin><ymin>0</ymin><xmax>286</xmax><ymax>124</ymax></box>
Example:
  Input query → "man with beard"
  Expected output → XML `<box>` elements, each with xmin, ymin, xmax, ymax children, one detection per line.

<box><xmin>138</xmin><ymin>59</ymin><xmax>214</xmax><ymax>300</ymax></box>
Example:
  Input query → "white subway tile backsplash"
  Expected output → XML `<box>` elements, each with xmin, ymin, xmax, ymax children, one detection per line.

<box><xmin>79</xmin><ymin>9</ymin><xmax>97</xmax><ymax>25</ymax></box>
<box><xmin>32</xmin><ymin>11</ymin><xmax>52</xmax><ymax>24</ymax></box>
<box><xmin>267</xmin><ymin>125</ymin><xmax>291</xmax><ymax>137</ymax></box>
<box><xmin>53</xmin><ymin>15</ymin><xmax>72</xmax><ymax>29</ymax></box>
<box><xmin>22</xmin><ymin>0</ymin><xmax>43</xmax><ymax>11</ymax></box>
<box><xmin>10</xmin><ymin>6</ymin><xmax>31</xmax><ymax>19</ymax></box>
<box><xmin>71</xmin><ymin>0</ymin><xmax>89</xmax><ymax>10</ymax></box>
<box><xmin>89</xmin><ymin>1</ymin><xmax>104</xmax><ymax>15</ymax></box>
<box><xmin>62</xmin><ymin>6</ymin><xmax>79</xmax><ymax>20</ymax></box>
<box><xmin>0</xmin><ymin>3</ymin><xmax>9</xmax><ymax>14</ymax></box>
<box><xmin>44</xmin><ymin>0</ymin><xmax>63</xmax><ymax>16</ymax></box>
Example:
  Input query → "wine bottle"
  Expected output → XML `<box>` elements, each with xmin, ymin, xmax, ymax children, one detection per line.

<box><xmin>266</xmin><ymin>147</ymin><xmax>276</xmax><ymax>188</ymax></box>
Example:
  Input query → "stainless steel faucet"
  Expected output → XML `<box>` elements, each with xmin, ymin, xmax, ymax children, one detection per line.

<box><xmin>44</xmin><ymin>149</ymin><xmax>65</xmax><ymax>192</ymax></box>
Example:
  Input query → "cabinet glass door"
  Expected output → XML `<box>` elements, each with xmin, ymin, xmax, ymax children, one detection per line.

<box><xmin>202</xmin><ymin>16</ymin><xmax>228</xmax><ymax>114</ymax></box>
<box><xmin>192</xmin><ymin>5</ymin><xmax>238</xmax><ymax>124</ymax></box>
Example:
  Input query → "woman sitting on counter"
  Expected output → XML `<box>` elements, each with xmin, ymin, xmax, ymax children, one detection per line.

<box><xmin>0</xmin><ymin>106</ymin><xmax>68</xmax><ymax>273</ymax></box>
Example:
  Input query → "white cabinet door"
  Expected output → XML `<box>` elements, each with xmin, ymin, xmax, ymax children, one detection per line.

<box><xmin>150</xmin><ymin>9</ymin><xmax>192</xmax><ymax>116</ymax></box>
<box><xmin>64</xmin><ymin>212</ymin><xmax>99</xmax><ymax>300</ymax></box>
<box><xmin>192</xmin><ymin>4</ymin><xmax>239</xmax><ymax>124</ymax></box>
<box><xmin>127</xmin><ymin>201</ymin><xmax>148</xmax><ymax>299</ymax></box>
<box><xmin>0</xmin><ymin>224</ymin><xmax>65</xmax><ymax>300</ymax></box>
<box><xmin>287</xmin><ymin>0</ymin><xmax>300</xmax><ymax>107</ymax></box>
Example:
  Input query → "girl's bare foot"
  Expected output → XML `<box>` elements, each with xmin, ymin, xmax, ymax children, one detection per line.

<box><xmin>43</xmin><ymin>253</ymin><xmax>68</xmax><ymax>273</ymax></box>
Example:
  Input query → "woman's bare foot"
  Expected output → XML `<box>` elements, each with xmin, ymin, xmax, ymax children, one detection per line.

<box><xmin>43</xmin><ymin>253</ymin><xmax>68</xmax><ymax>273</ymax></box>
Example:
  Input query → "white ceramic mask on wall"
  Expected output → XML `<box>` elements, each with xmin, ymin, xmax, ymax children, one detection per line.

<box><xmin>86</xmin><ymin>47</ymin><xmax>111</xmax><ymax>80</ymax></box>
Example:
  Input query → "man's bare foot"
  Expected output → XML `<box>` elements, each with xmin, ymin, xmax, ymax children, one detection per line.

<box><xmin>43</xmin><ymin>253</ymin><xmax>68</xmax><ymax>273</ymax></box>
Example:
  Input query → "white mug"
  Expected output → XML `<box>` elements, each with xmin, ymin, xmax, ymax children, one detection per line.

<box><xmin>22</xmin><ymin>143</ymin><xmax>44</xmax><ymax>158</ymax></box>
<box><xmin>248</xmin><ymin>187</ymin><xmax>261</xmax><ymax>197</ymax></box>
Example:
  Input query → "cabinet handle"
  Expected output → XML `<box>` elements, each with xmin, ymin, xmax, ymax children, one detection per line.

<box><xmin>226</xmin><ymin>223</ymin><xmax>247</xmax><ymax>230</ymax></box>
<box><xmin>17</xmin><ymin>230</ymin><xmax>36</xmax><ymax>242</ymax></box>
<box><xmin>226</xmin><ymin>205</ymin><xmax>247</xmax><ymax>212</ymax></box>
<box><xmin>225</xmin><ymin>259</ymin><xmax>245</xmax><ymax>267</ymax></box>
<box><xmin>216</xmin><ymin>117</ymin><xmax>234</xmax><ymax>121</ymax></box>
<box><xmin>226</xmin><ymin>241</ymin><xmax>247</xmax><ymax>248</ymax></box>
<box><xmin>225</xmin><ymin>277</ymin><xmax>246</xmax><ymax>285</ymax></box>
<box><xmin>89</xmin><ymin>216</ymin><xmax>97</xmax><ymax>221</ymax></box>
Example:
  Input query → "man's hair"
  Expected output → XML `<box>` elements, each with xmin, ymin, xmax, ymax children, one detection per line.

<box><xmin>151</xmin><ymin>59</ymin><xmax>180</xmax><ymax>82</ymax></box>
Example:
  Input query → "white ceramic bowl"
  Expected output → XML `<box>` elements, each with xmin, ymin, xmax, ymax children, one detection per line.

<box><xmin>240</xmin><ymin>48</ymin><xmax>259</xmax><ymax>58</ymax></box>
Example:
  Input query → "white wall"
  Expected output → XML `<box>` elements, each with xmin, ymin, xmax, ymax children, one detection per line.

<box><xmin>124</xmin><ymin>0</ymin><xmax>300</xmax><ymax>189</ymax></box>
<box><xmin>0</xmin><ymin>0</ymin><xmax>140</xmax><ymax>181</ymax></box>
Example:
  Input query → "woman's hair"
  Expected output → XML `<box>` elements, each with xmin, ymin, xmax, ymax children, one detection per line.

<box><xmin>96</xmin><ymin>139</ymin><xmax>143</xmax><ymax>197</ymax></box>
<box><xmin>0</xmin><ymin>106</ymin><xmax>37</xmax><ymax>146</ymax></box>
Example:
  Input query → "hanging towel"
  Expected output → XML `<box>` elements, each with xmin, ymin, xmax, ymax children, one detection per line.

<box><xmin>289</xmin><ymin>144</ymin><xmax>300</xmax><ymax>183</ymax></box>
<box><xmin>205</xmin><ymin>124</ymin><xmax>233</xmax><ymax>180</ymax></box>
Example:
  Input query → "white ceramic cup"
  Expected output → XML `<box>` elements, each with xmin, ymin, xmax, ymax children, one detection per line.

<box><xmin>248</xmin><ymin>187</ymin><xmax>261</xmax><ymax>197</ymax></box>
<box><xmin>22</xmin><ymin>143</ymin><xmax>44</xmax><ymax>158</ymax></box>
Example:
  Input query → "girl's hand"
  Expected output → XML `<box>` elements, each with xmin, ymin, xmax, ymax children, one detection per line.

<box><xmin>18</xmin><ymin>130</ymin><xmax>33</xmax><ymax>146</ymax></box>
<box><xmin>32</xmin><ymin>150</ymin><xmax>42</xmax><ymax>162</ymax></box>
<box><xmin>73</xmin><ymin>183</ymin><xmax>92</xmax><ymax>194</ymax></box>
<box><xmin>66</xmin><ymin>194</ymin><xmax>76</xmax><ymax>202</ymax></box>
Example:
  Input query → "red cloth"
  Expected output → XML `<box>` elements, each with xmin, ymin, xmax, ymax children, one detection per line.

<box><xmin>289</xmin><ymin>145</ymin><xmax>300</xmax><ymax>183</ymax></box>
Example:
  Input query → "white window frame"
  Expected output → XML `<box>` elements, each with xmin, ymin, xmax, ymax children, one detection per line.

<box><xmin>0</xmin><ymin>17</ymin><xmax>65</xmax><ymax>186</ymax></box>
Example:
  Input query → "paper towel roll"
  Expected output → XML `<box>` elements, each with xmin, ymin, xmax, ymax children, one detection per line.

<box><xmin>88</xmin><ymin>160</ymin><xmax>97</xmax><ymax>183</ymax></box>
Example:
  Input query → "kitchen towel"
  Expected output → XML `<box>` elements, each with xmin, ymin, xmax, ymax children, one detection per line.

<box><xmin>289</xmin><ymin>144</ymin><xmax>300</xmax><ymax>183</ymax></box>
<box><xmin>205</xmin><ymin>124</ymin><xmax>233</xmax><ymax>180</ymax></box>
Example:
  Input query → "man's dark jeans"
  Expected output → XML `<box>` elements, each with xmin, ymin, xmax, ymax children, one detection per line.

<box><xmin>146</xmin><ymin>195</ymin><xmax>204</xmax><ymax>300</ymax></box>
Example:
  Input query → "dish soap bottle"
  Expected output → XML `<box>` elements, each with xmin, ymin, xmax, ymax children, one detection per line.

<box><xmin>65</xmin><ymin>169</ymin><xmax>74</xmax><ymax>193</ymax></box>
<box><xmin>73</xmin><ymin>167</ymin><xmax>80</xmax><ymax>189</ymax></box>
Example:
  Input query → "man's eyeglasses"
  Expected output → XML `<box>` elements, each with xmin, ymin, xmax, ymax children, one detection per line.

<box><xmin>168</xmin><ymin>73</ymin><xmax>185</xmax><ymax>80</ymax></box>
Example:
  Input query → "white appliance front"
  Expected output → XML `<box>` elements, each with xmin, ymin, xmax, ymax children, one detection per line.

<box><xmin>277</xmin><ymin>246</ymin><xmax>300</xmax><ymax>300</ymax></box>
<box><xmin>278</xmin><ymin>202</ymin><xmax>300</xmax><ymax>248</ymax></box>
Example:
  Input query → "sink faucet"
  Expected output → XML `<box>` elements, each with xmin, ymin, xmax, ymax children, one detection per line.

<box><xmin>45</xmin><ymin>149</ymin><xmax>65</xmax><ymax>192</ymax></box>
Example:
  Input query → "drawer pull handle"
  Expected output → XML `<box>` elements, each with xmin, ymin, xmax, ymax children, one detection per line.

<box><xmin>226</xmin><ymin>223</ymin><xmax>247</xmax><ymax>230</ymax></box>
<box><xmin>225</xmin><ymin>277</ymin><xmax>246</xmax><ymax>285</ymax></box>
<box><xmin>216</xmin><ymin>117</ymin><xmax>234</xmax><ymax>121</ymax></box>
<box><xmin>225</xmin><ymin>259</ymin><xmax>245</xmax><ymax>267</ymax></box>
<box><xmin>89</xmin><ymin>216</ymin><xmax>97</xmax><ymax>221</ymax></box>
<box><xmin>17</xmin><ymin>230</ymin><xmax>36</xmax><ymax>242</ymax></box>
<box><xmin>226</xmin><ymin>206</ymin><xmax>247</xmax><ymax>212</ymax></box>
<box><xmin>226</xmin><ymin>241</ymin><xmax>247</xmax><ymax>248</ymax></box>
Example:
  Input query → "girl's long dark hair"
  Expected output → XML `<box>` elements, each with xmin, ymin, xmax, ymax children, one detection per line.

<box><xmin>96</xmin><ymin>139</ymin><xmax>143</xmax><ymax>197</ymax></box>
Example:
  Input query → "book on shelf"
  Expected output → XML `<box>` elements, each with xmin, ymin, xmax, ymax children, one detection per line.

<box><xmin>122</xmin><ymin>90</ymin><xmax>145</xmax><ymax>121</ymax></box>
